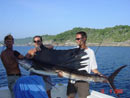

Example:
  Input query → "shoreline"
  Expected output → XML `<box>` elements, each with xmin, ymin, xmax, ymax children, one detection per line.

<box><xmin>0</xmin><ymin>42</ymin><xmax>130</xmax><ymax>47</ymax></box>
<box><xmin>50</xmin><ymin>42</ymin><xmax>130</xmax><ymax>47</ymax></box>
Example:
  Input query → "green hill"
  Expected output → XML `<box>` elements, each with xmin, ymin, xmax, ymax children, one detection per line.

<box><xmin>1</xmin><ymin>25</ymin><xmax>130</xmax><ymax>46</ymax></box>
<box><xmin>52</xmin><ymin>25</ymin><xmax>130</xmax><ymax>43</ymax></box>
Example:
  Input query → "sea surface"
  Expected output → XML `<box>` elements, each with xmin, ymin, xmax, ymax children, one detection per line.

<box><xmin>0</xmin><ymin>46</ymin><xmax>130</xmax><ymax>98</ymax></box>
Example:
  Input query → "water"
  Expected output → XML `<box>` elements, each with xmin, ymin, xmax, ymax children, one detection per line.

<box><xmin>0</xmin><ymin>46</ymin><xmax>130</xmax><ymax>98</ymax></box>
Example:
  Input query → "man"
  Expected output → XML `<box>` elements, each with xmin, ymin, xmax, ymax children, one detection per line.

<box><xmin>68</xmin><ymin>31</ymin><xmax>104</xmax><ymax>98</ymax></box>
<box><xmin>58</xmin><ymin>31</ymin><xmax>104</xmax><ymax>98</ymax></box>
<box><xmin>1</xmin><ymin>34</ymin><xmax>24</xmax><ymax>98</ymax></box>
<box><xmin>26</xmin><ymin>35</ymin><xmax>53</xmax><ymax>98</ymax></box>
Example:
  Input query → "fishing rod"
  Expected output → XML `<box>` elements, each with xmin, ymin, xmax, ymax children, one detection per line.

<box><xmin>0</xmin><ymin>41</ymin><xmax>3</xmax><ymax>45</ymax></box>
<box><xmin>95</xmin><ymin>31</ymin><xmax>114</xmax><ymax>55</ymax></box>
<box><xmin>0</xmin><ymin>42</ymin><xmax>5</xmax><ymax>53</ymax></box>
<box><xmin>95</xmin><ymin>33</ymin><xmax>105</xmax><ymax>55</ymax></box>
<box><xmin>0</xmin><ymin>42</ymin><xmax>5</xmax><ymax>58</ymax></box>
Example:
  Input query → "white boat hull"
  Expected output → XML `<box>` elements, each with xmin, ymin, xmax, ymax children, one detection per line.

<box><xmin>0</xmin><ymin>86</ymin><xmax>11</xmax><ymax>98</ymax></box>
<box><xmin>0</xmin><ymin>84</ymin><xmax>115</xmax><ymax>98</ymax></box>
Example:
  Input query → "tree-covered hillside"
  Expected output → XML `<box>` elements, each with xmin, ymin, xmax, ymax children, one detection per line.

<box><xmin>52</xmin><ymin>25</ymin><xmax>130</xmax><ymax>43</ymax></box>
<box><xmin>1</xmin><ymin>25</ymin><xmax>129</xmax><ymax>46</ymax></box>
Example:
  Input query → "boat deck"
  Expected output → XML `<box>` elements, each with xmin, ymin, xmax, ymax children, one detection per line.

<box><xmin>0</xmin><ymin>85</ymin><xmax>115</xmax><ymax>98</ymax></box>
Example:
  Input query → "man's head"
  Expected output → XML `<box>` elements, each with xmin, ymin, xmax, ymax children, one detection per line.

<box><xmin>33</xmin><ymin>36</ymin><xmax>43</xmax><ymax>47</ymax></box>
<box><xmin>4</xmin><ymin>34</ymin><xmax>14</xmax><ymax>49</ymax></box>
<box><xmin>75</xmin><ymin>31</ymin><xmax>87</xmax><ymax>46</ymax></box>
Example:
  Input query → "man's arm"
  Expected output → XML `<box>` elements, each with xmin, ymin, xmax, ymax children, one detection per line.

<box><xmin>14</xmin><ymin>50</ymin><xmax>24</xmax><ymax>59</ymax></box>
<box><xmin>92</xmin><ymin>69</ymin><xmax>102</xmax><ymax>75</ymax></box>
<box><xmin>92</xmin><ymin>69</ymin><xmax>107</xmax><ymax>78</ymax></box>
<box><xmin>25</xmin><ymin>49</ymin><xmax>37</xmax><ymax>59</ymax></box>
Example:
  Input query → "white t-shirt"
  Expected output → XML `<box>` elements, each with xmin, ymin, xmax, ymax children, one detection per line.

<box><xmin>78</xmin><ymin>48</ymin><xmax>98</xmax><ymax>73</ymax></box>
<box><xmin>70</xmin><ymin>47</ymin><xmax>98</xmax><ymax>83</ymax></box>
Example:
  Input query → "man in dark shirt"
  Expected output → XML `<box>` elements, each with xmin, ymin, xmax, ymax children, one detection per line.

<box><xmin>26</xmin><ymin>35</ymin><xmax>53</xmax><ymax>98</ymax></box>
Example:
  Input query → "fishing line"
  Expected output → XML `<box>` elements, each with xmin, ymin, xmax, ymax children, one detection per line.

<box><xmin>95</xmin><ymin>33</ymin><xmax>105</xmax><ymax>55</ymax></box>
<box><xmin>95</xmin><ymin>31</ymin><xmax>113</xmax><ymax>55</ymax></box>
<box><xmin>94</xmin><ymin>32</ymin><xmax>121</xmax><ymax>98</ymax></box>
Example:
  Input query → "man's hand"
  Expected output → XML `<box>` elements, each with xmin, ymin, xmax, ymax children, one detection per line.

<box><xmin>25</xmin><ymin>49</ymin><xmax>37</xmax><ymax>59</ymax></box>
<box><xmin>18</xmin><ymin>54</ymin><xmax>24</xmax><ymax>59</ymax></box>
<box><xmin>99</xmin><ymin>74</ymin><xmax>108</xmax><ymax>83</ymax></box>
<box><xmin>36</xmin><ymin>46</ymin><xmax>41</xmax><ymax>51</ymax></box>
<box><xmin>56</xmin><ymin>70</ymin><xmax>63</xmax><ymax>78</ymax></box>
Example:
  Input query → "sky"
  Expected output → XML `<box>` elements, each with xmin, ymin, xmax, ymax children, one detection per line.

<box><xmin>0</xmin><ymin>0</ymin><xmax>130</xmax><ymax>40</ymax></box>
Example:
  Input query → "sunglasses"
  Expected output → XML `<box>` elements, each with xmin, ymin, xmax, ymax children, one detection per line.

<box><xmin>33</xmin><ymin>40</ymin><xmax>41</xmax><ymax>43</ymax></box>
<box><xmin>75</xmin><ymin>38</ymin><xmax>82</xmax><ymax>40</ymax></box>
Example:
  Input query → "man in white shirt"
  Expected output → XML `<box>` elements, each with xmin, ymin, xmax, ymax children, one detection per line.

<box><xmin>66</xmin><ymin>31</ymin><xmax>103</xmax><ymax>98</ymax></box>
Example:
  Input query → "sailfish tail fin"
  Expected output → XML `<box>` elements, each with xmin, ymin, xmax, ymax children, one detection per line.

<box><xmin>107</xmin><ymin>65</ymin><xmax>127</xmax><ymax>97</ymax></box>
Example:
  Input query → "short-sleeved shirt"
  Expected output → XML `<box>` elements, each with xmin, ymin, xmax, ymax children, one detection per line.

<box><xmin>78</xmin><ymin>48</ymin><xmax>98</xmax><ymax>73</ymax></box>
<box><xmin>70</xmin><ymin>47</ymin><xmax>98</xmax><ymax>83</ymax></box>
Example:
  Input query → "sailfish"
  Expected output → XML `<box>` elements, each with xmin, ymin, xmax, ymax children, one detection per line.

<box><xmin>18</xmin><ymin>45</ymin><xmax>127</xmax><ymax>97</ymax></box>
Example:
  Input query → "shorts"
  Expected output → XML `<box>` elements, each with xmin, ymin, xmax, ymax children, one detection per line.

<box><xmin>7</xmin><ymin>75</ymin><xmax>21</xmax><ymax>98</ymax></box>
<box><xmin>30</xmin><ymin>72</ymin><xmax>52</xmax><ymax>91</ymax></box>
<box><xmin>42</xmin><ymin>75</ymin><xmax>52</xmax><ymax>91</ymax></box>
<box><xmin>67</xmin><ymin>81</ymin><xmax>90</xmax><ymax>98</ymax></box>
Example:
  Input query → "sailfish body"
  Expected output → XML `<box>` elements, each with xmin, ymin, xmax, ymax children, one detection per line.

<box><xmin>18</xmin><ymin>45</ymin><xmax>127</xmax><ymax>97</ymax></box>
<box><xmin>32</xmin><ymin>45</ymin><xmax>89</xmax><ymax>70</ymax></box>
<box><xmin>18</xmin><ymin>59</ymin><xmax>126</xmax><ymax>83</ymax></box>
<box><xmin>19</xmin><ymin>59</ymin><xmax>126</xmax><ymax>98</ymax></box>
